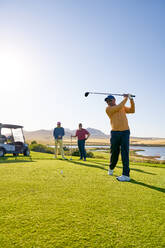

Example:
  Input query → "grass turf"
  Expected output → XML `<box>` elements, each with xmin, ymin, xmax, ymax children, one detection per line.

<box><xmin>0</xmin><ymin>152</ymin><xmax>165</xmax><ymax>248</ymax></box>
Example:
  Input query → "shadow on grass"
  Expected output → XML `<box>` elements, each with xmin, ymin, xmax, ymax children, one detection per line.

<box><xmin>65</xmin><ymin>159</ymin><xmax>107</xmax><ymax>171</ymax></box>
<box><xmin>0</xmin><ymin>156</ymin><xmax>33</xmax><ymax>164</ymax></box>
<box><xmin>130</xmin><ymin>179</ymin><xmax>165</xmax><ymax>194</ymax></box>
<box><xmin>64</xmin><ymin>158</ymin><xmax>156</xmax><ymax>175</ymax></box>
<box><xmin>117</xmin><ymin>165</ymin><xmax>156</xmax><ymax>175</ymax></box>
<box><xmin>93</xmin><ymin>161</ymin><xmax>156</xmax><ymax>175</ymax></box>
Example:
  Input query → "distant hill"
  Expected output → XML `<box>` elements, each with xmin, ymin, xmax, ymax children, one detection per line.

<box><xmin>86</xmin><ymin>128</ymin><xmax>109</xmax><ymax>138</ymax></box>
<box><xmin>24</xmin><ymin>127</ymin><xmax>109</xmax><ymax>143</ymax></box>
<box><xmin>24</xmin><ymin>129</ymin><xmax>53</xmax><ymax>142</ymax></box>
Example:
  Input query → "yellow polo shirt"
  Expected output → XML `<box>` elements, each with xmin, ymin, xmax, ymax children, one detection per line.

<box><xmin>106</xmin><ymin>98</ymin><xmax>135</xmax><ymax>131</ymax></box>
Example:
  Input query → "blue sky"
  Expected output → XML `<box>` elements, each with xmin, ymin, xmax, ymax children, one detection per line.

<box><xmin>0</xmin><ymin>0</ymin><xmax>165</xmax><ymax>137</ymax></box>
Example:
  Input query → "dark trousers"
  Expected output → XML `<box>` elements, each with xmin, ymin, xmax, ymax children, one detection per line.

<box><xmin>78</xmin><ymin>139</ymin><xmax>86</xmax><ymax>159</ymax></box>
<box><xmin>110</xmin><ymin>130</ymin><xmax>130</xmax><ymax>177</ymax></box>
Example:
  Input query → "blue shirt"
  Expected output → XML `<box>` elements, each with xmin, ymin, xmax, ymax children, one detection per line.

<box><xmin>53</xmin><ymin>127</ymin><xmax>65</xmax><ymax>139</ymax></box>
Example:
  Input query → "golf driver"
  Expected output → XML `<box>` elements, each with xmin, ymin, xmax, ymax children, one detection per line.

<box><xmin>85</xmin><ymin>92</ymin><xmax>135</xmax><ymax>98</ymax></box>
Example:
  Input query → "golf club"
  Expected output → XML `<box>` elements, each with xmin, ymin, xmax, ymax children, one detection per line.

<box><xmin>70</xmin><ymin>136</ymin><xmax>72</xmax><ymax>160</ymax></box>
<box><xmin>85</xmin><ymin>92</ymin><xmax>135</xmax><ymax>98</ymax></box>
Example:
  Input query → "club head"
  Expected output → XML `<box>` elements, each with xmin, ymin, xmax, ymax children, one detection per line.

<box><xmin>85</xmin><ymin>92</ymin><xmax>89</xmax><ymax>97</ymax></box>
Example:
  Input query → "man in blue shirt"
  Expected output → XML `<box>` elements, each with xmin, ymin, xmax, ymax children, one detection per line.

<box><xmin>53</xmin><ymin>122</ymin><xmax>66</xmax><ymax>159</ymax></box>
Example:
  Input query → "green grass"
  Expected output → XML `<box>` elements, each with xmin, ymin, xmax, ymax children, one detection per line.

<box><xmin>0</xmin><ymin>152</ymin><xmax>165</xmax><ymax>248</ymax></box>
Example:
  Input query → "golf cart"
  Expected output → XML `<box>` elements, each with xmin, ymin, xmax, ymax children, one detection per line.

<box><xmin>0</xmin><ymin>123</ymin><xmax>30</xmax><ymax>157</ymax></box>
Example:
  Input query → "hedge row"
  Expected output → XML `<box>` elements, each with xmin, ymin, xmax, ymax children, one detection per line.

<box><xmin>29</xmin><ymin>142</ymin><xmax>94</xmax><ymax>158</ymax></box>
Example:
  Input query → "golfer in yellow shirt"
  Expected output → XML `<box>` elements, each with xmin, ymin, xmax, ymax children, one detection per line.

<box><xmin>105</xmin><ymin>94</ymin><xmax>135</xmax><ymax>181</ymax></box>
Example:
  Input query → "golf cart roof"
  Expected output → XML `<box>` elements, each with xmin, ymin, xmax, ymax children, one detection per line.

<box><xmin>0</xmin><ymin>123</ymin><xmax>23</xmax><ymax>129</ymax></box>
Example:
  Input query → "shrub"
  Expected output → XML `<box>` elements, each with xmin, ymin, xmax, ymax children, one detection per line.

<box><xmin>86</xmin><ymin>151</ymin><xmax>94</xmax><ymax>158</ymax></box>
<box><xmin>71</xmin><ymin>149</ymin><xmax>94</xmax><ymax>158</ymax></box>
<box><xmin>29</xmin><ymin>143</ymin><xmax>54</xmax><ymax>154</ymax></box>
<box><xmin>31</xmin><ymin>140</ymin><xmax>37</xmax><ymax>145</ymax></box>
<box><xmin>71</xmin><ymin>149</ymin><xmax>80</xmax><ymax>156</ymax></box>
<box><xmin>29</xmin><ymin>144</ymin><xmax>94</xmax><ymax>158</ymax></box>
<box><xmin>63</xmin><ymin>146</ymin><xmax>70</xmax><ymax>151</ymax></box>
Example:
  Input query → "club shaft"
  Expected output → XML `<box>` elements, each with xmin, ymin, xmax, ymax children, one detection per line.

<box><xmin>88</xmin><ymin>92</ymin><xmax>135</xmax><ymax>97</ymax></box>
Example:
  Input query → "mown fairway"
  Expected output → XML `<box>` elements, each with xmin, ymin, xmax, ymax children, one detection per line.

<box><xmin>0</xmin><ymin>152</ymin><xmax>165</xmax><ymax>248</ymax></box>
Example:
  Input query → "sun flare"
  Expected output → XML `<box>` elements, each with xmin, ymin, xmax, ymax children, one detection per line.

<box><xmin>0</xmin><ymin>48</ymin><xmax>26</xmax><ymax>85</ymax></box>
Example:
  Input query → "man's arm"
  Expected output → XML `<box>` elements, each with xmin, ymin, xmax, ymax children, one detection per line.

<box><xmin>62</xmin><ymin>128</ymin><xmax>65</xmax><ymax>136</ymax></box>
<box><xmin>124</xmin><ymin>99</ymin><xmax>135</xmax><ymax>113</ymax></box>
<box><xmin>106</xmin><ymin>97</ymin><xmax>128</xmax><ymax>117</ymax></box>
<box><xmin>85</xmin><ymin>131</ymin><xmax>90</xmax><ymax>140</ymax></box>
<box><xmin>71</xmin><ymin>130</ymin><xmax>78</xmax><ymax>138</ymax></box>
<box><xmin>53</xmin><ymin>128</ymin><xmax>56</xmax><ymax>138</ymax></box>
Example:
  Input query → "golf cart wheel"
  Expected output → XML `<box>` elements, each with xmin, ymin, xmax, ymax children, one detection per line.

<box><xmin>0</xmin><ymin>148</ymin><xmax>5</xmax><ymax>157</ymax></box>
<box><xmin>23</xmin><ymin>149</ymin><xmax>30</xmax><ymax>156</ymax></box>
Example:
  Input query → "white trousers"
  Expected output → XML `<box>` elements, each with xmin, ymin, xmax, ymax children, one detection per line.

<box><xmin>54</xmin><ymin>139</ymin><xmax>65</xmax><ymax>158</ymax></box>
